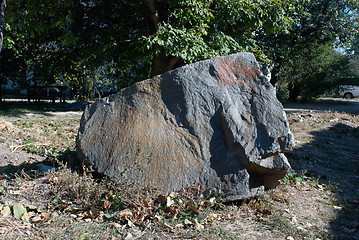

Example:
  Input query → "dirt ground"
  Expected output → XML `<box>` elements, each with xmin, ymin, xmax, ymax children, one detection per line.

<box><xmin>0</xmin><ymin>99</ymin><xmax>358</xmax><ymax>239</ymax></box>
<box><xmin>283</xmin><ymin>99</ymin><xmax>359</xmax><ymax>240</ymax></box>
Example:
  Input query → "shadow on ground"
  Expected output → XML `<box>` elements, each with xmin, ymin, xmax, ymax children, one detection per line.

<box><xmin>0</xmin><ymin>148</ymin><xmax>81</xmax><ymax>179</ymax></box>
<box><xmin>287</xmin><ymin>122</ymin><xmax>359</xmax><ymax>239</ymax></box>
<box><xmin>0</xmin><ymin>101</ymin><xmax>89</xmax><ymax>117</ymax></box>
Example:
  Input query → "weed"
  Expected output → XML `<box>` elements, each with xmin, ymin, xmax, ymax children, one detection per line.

<box><xmin>248</xmin><ymin>196</ymin><xmax>273</xmax><ymax>216</ymax></box>
<box><xmin>57</xmin><ymin>148</ymin><xmax>80</xmax><ymax>169</ymax></box>
<box><xmin>0</xmin><ymin>179</ymin><xmax>8</xmax><ymax>194</ymax></box>
<box><xmin>50</xmin><ymin>166</ymin><xmax>105</xmax><ymax>206</ymax></box>
<box><xmin>263</xmin><ymin>213</ymin><xmax>311</xmax><ymax>239</ymax></box>
<box><xmin>323</xmin><ymin>181</ymin><xmax>339</xmax><ymax>192</ymax></box>
<box><xmin>281</xmin><ymin>170</ymin><xmax>305</xmax><ymax>184</ymax></box>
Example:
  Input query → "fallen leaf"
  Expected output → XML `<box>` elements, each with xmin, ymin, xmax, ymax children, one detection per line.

<box><xmin>209</xmin><ymin>213</ymin><xmax>218</xmax><ymax>221</ymax></box>
<box><xmin>40</xmin><ymin>212</ymin><xmax>51</xmax><ymax>222</ymax></box>
<box><xmin>107</xmin><ymin>222</ymin><xmax>123</xmax><ymax>232</ymax></box>
<box><xmin>31</xmin><ymin>216</ymin><xmax>43</xmax><ymax>223</ymax></box>
<box><xmin>21</xmin><ymin>211</ymin><xmax>30</xmax><ymax>221</ymax></box>
<box><xmin>184</xmin><ymin>219</ymin><xmax>193</xmax><ymax>225</ymax></box>
<box><xmin>166</xmin><ymin>196</ymin><xmax>175</xmax><ymax>207</ymax></box>
<box><xmin>27</xmin><ymin>212</ymin><xmax>36</xmax><ymax>219</ymax></box>
<box><xmin>163</xmin><ymin>206</ymin><xmax>178</xmax><ymax>214</ymax></box>
<box><xmin>115</xmin><ymin>209</ymin><xmax>133</xmax><ymax>220</ymax></box>
<box><xmin>155</xmin><ymin>195</ymin><xmax>167</xmax><ymax>205</ymax></box>
<box><xmin>163</xmin><ymin>222</ymin><xmax>174</xmax><ymax>231</ymax></box>
<box><xmin>64</xmin><ymin>206</ymin><xmax>82</xmax><ymax>213</ymax></box>
<box><xmin>194</xmin><ymin>219</ymin><xmax>204</xmax><ymax>231</ymax></box>
<box><xmin>163</xmin><ymin>206</ymin><xmax>180</xmax><ymax>218</ymax></box>
<box><xmin>188</xmin><ymin>200</ymin><xmax>199</xmax><ymax>214</ymax></box>
<box><xmin>141</xmin><ymin>213</ymin><xmax>154</xmax><ymax>222</ymax></box>
<box><xmin>91</xmin><ymin>210</ymin><xmax>102</xmax><ymax>220</ymax></box>
<box><xmin>169</xmin><ymin>192</ymin><xmax>177</xmax><ymax>198</ymax></box>
<box><xmin>1</xmin><ymin>206</ymin><xmax>11</xmax><ymax>217</ymax></box>
<box><xmin>51</xmin><ymin>211</ymin><xmax>59</xmax><ymax>219</ymax></box>
<box><xmin>13</xmin><ymin>203</ymin><xmax>27</xmax><ymax>220</ymax></box>
<box><xmin>127</xmin><ymin>219</ymin><xmax>134</xmax><ymax>228</ymax></box>
<box><xmin>84</xmin><ymin>207</ymin><xmax>102</xmax><ymax>219</ymax></box>
<box><xmin>142</xmin><ymin>200</ymin><xmax>151</xmax><ymax>208</ymax></box>
<box><xmin>154</xmin><ymin>215</ymin><xmax>162</xmax><ymax>222</ymax></box>
<box><xmin>102</xmin><ymin>200</ymin><xmax>112</xmax><ymax>210</ymax></box>
<box><xmin>205</xmin><ymin>197</ymin><xmax>217</xmax><ymax>208</ymax></box>
<box><xmin>123</xmin><ymin>232</ymin><xmax>134</xmax><ymax>240</ymax></box>
<box><xmin>175</xmin><ymin>223</ymin><xmax>184</xmax><ymax>228</ymax></box>
<box><xmin>10</xmin><ymin>190</ymin><xmax>21</xmax><ymax>195</ymax></box>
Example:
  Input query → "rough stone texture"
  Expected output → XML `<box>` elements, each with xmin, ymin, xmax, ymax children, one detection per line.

<box><xmin>76</xmin><ymin>53</ymin><xmax>294</xmax><ymax>201</ymax></box>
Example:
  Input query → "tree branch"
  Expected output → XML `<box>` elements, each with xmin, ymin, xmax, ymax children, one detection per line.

<box><xmin>147</xmin><ymin>0</ymin><xmax>161</xmax><ymax>30</ymax></box>
<box><xmin>0</xmin><ymin>0</ymin><xmax>7</xmax><ymax>52</ymax></box>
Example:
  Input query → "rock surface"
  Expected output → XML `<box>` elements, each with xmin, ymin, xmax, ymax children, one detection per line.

<box><xmin>76</xmin><ymin>53</ymin><xmax>294</xmax><ymax>201</ymax></box>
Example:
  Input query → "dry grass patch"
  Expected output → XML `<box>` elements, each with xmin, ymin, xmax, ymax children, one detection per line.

<box><xmin>0</xmin><ymin>105</ymin><xmax>358</xmax><ymax>239</ymax></box>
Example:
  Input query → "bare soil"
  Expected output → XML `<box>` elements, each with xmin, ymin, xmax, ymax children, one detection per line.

<box><xmin>0</xmin><ymin>99</ymin><xmax>358</xmax><ymax>239</ymax></box>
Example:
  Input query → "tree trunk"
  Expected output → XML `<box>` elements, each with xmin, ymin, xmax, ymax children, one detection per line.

<box><xmin>288</xmin><ymin>83</ymin><xmax>300</xmax><ymax>102</ymax></box>
<box><xmin>270</xmin><ymin>66</ymin><xmax>279</xmax><ymax>86</ymax></box>
<box><xmin>147</xmin><ymin>0</ymin><xmax>182</xmax><ymax>77</ymax></box>
<box><xmin>150</xmin><ymin>48</ymin><xmax>181</xmax><ymax>77</ymax></box>
<box><xmin>82</xmin><ymin>75</ymin><xmax>85</xmax><ymax>101</ymax></box>
<box><xmin>0</xmin><ymin>78</ymin><xmax>3</xmax><ymax>103</ymax></box>
<box><xmin>0</xmin><ymin>0</ymin><xmax>7</xmax><ymax>52</ymax></box>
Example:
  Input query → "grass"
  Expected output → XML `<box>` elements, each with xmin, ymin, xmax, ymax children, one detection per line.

<box><xmin>2</xmin><ymin>117</ymin><xmax>79</xmax><ymax>161</ymax></box>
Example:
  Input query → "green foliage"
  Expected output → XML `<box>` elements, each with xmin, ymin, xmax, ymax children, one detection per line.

<box><xmin>258</xmin><ymin>0</ymin><xmax>358</xmax><ymax>101</ymax></box>
<box><xmin>144</xmin><ymin>0</ymin><xmax>241</xmax><ymax>62</ymax></box>
<box><xmin>145</xmin><ymin>0</ymin><xmax>298</xmax><ymax>65</ymax></box>
<box><xmin>2</xmin><ymin>0</ymin><xmax>358</xmax><ymax>100</ymax></box>
<box><xmin>277</xmin><ymin>43</ymin><xmax>350</xmax><ymax>101</ymax></box>
<box><xmin>2</xmin><ymin>0</ymin><xmax>300</xmax><ymax>97</ymax></box>
<box><xmin>282</xmin><ymin>170</ymin><xmax>304</xmax><ymax>184</ymax></box>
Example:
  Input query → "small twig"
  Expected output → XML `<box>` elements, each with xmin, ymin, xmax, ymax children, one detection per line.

<box><xmin>10</xmin><ymin>145</ymin><xmax>25</xmax><ymax>153</ymax></box>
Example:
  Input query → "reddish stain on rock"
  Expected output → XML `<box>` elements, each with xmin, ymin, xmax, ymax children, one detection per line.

<box><xmin>214</xmin><ymin>57</ymin><xmax>260</xmax><ymax>91</ymax></box>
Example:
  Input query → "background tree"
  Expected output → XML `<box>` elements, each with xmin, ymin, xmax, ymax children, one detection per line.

<box><xmin>144</xmin><ymin>0</ymin><xmax>298</xmax><ymax>77</ymax></box>
<box><xmin>3</xmin><ymin>0</ymin><xmax>300</xmax><ymax>99</ymax></box>
<box><xmin>345</xmin><ymin>33</ymin><xmax>359</xmax><ymax>81</ymax></box>
<box><xmin>257</xmin><ymin>0</ymin><xmax>359</xmax><ymax>101</ymax></box>
<box><xmin>0</xmin><ymin>0</ymin><xmax>6</xmax><ymax>101</ymax></box>
<box><xmin>276</xmin><ymin>43</ymin><xmax>350</xmax><ymax>101</ymax></box>
<box><xmin>2</xmin><ymin>0</ymin><xmax>74</xmax><ymax>101</ymax></box>
<box><xmin>2</xmin><ymin>0</ymin><xmax>358</xmax><ymax>102</ymax></box>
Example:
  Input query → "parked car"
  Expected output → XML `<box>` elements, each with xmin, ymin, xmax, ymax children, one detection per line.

<box><xmin>339</xmin><ymin>85</ymin><xmax>359</xmax><ymax>99</ymax></box>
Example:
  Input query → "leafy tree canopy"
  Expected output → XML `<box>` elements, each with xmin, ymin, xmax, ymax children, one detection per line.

<box><xmin>1</xmin><ymin>0</ymin><xmax>358</xmax><ymax>102</ymax></box>
<box><xmin>257</xmin><ymin>0</ymin><xmax>359</xmax><ymax>101</ymax></box>
<box><xmin>3</xmin><ymin>0</ymin><xmax>300</xmax><ymax>81</ymax></box>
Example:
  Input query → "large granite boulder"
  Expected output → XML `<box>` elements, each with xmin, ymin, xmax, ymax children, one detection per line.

<box><xmin>76</xmin><ymin>53</ymin><xmax>294</xmax><ymax>201</ymax></box>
